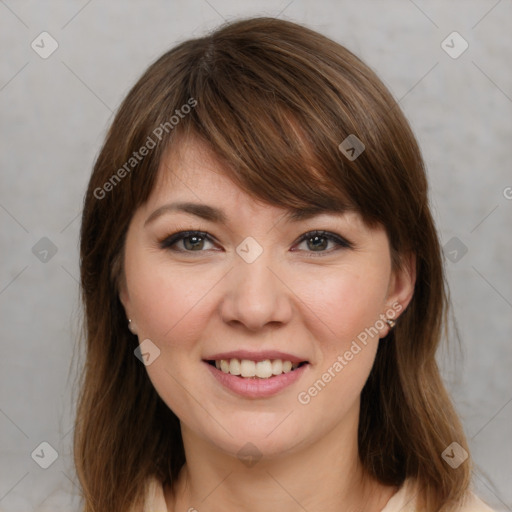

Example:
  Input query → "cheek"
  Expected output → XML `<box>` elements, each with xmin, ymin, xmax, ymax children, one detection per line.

<box><xmin>125</xmin><ymin>256</ymin><xmax>218</xmax><ymax>421</ymax></box>
<box><xmin>126</xmin><ymin>252</ymin><xmax>218</xmax><ymax>344</ymax></box>
<box><xmin>292</xmin><ymin>266</ymin><xmax>385</xmax><ymax>416</ymax></box>
<box><xmin>295</xmin><ymin>262</ymin><xmax>389</xmax><ymax>348</ymax></box>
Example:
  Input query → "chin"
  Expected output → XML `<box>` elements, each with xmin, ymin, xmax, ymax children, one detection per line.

<box><xmin>191</xmin><ymin>413</ymin><xmax>313</xmax><ymax>462</ymax></box>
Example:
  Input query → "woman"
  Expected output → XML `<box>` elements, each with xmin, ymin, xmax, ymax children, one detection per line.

<box><xmin>76</xmin><ymin>17</ymin><xmax>494</xmax><ymax>512</ymax></box>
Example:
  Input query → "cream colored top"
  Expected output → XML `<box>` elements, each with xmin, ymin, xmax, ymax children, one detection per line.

<box><xmin>142</xmin><ymin>475</ymin><xmax>496</xmax><ymax>512</ymax></box>
<box><xmin>379</xmin><ymin>478</ymin><xmax>495</xmax><ymax>512</ymax></box>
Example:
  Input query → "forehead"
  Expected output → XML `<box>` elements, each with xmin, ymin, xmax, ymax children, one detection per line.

<box><xmin>144</xmin><ymin>135</ymin><xmax>369</xmax><ymax>232</ymax></box>
<box><xmin>155</xmin><ymin>137</ymin><xmax>242</xmax><ymax>198</ymax></box>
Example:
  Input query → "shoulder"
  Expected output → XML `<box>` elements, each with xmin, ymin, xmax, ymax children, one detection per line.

<box><xmin>459</xmin><ymin>491</ymin><xmax>497</xmax><ymax>512</ymax></box>
<box><xmin>380</xmin><ymin>478</ymin><xmax>496</xmax><ymax>512</ymax></box>
<box><xmin>141</xmin><ymin>475</ymin><xmax>169</xmax><ymax>512</ymax></box>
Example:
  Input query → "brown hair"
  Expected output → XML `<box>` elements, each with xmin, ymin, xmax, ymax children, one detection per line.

<box><xmin>76</xmin><ymin>17</ymin><xmax>471</xmax><ymax>511</ymax></box>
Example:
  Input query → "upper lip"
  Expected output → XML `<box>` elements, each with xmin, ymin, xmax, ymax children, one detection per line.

<box><xmin>203</xmin><ymin>350</ymin><xmax>308</xmax><ymax>364</ymax></box>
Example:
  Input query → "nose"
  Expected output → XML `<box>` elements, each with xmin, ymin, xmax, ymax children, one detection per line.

<box><xmin>219</xmin><ymin>250</ymin><xmax>293</xmax><ymax>332</ymax></box>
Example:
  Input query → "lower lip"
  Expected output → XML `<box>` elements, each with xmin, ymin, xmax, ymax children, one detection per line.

<box><xmin>204</xmin><ymin>361</ymin><xmax>309</xmax><ymax>398</ymax></box>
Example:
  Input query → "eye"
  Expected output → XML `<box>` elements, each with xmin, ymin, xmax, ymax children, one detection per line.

<box><xmin>159</xmin><ymin>229</ymin><xmax>353</xmax><ymax>255</ymax></box>
<box><xmin>293</xmin><ymin>230</ymin><xmax>352</xmax><ymax>255</ymax></box>
<box><xmin>159</xmin><ymin>230</ymin><xmax>217</xmax><ymax>252</ymax></box>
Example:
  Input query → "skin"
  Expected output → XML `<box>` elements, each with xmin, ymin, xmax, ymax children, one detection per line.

<box><xmin>120</xmin><ymin>136</ymin><xmax>416</xmax><ymax>512</ymax></box>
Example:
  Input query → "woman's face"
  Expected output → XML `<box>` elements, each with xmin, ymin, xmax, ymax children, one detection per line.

<box><xmin>120</xmin><ymin>136</ymin><xmax>414</xmax><ymax>461</ymax></box>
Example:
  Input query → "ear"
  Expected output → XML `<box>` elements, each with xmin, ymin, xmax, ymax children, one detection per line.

<box><xmin>387</xmin><ymin>251</ymin><xmax>416</xmax><ymax>312</ymax></box>
<box><xmin>118</xmin><ymin>278</ymin><xmax>139</xmax><ymax>334</ymax></box>
<box><xmin>118</xmin><ymin>274</ymin><xmax>131</xmax><ymax>316</ymax></box>
<box><xmin>379</xmin><ymin>251</ymin><xmax>416</xmax><ymax>337</ymax></box>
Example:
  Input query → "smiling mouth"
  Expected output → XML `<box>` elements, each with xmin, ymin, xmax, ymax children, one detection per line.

<box><xmin>205</xmin><ymin>358</ymin><xmax>309</xmax><ymax>379</ymax></box>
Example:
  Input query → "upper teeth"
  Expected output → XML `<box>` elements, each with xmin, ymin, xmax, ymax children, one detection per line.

<box><xmin>215</xmin><ymin>359</ymin><xmax>300</xmax><ymax>378</ymax></box>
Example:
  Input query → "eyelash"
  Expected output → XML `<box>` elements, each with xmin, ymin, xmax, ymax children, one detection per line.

<box><xmin>158</xmin><ymin>230</ymin><xmax>353</xmax><ymax>256</ymax></box>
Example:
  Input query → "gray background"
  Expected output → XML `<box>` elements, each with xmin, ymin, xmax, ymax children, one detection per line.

<box><xmin>0</xmin><ymin>1</ymin><xmax>511</xmax><ymax>510</ymax></box>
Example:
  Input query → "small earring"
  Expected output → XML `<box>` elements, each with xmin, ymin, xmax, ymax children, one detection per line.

<box><xmin>128</xmin><ymin>319</ymin><xmax>138</xmax><ymax>334</ymax></box>
<box><xmin>385</xmin><ymin>318</ymin><xmax>396</xmax><ymax>329</ymax></box>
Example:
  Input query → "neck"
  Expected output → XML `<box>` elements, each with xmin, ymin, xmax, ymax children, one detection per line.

<box><xmin>166</xmin><ymin>402</ymin><xmax>396</xmax><ymax>512</ymax></box>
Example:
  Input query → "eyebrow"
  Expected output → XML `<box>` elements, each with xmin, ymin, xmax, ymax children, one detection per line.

<box><xmin>144</xmin><ymin>201</ymin><xmax>349</xmax><ymax>227</ymax></box>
